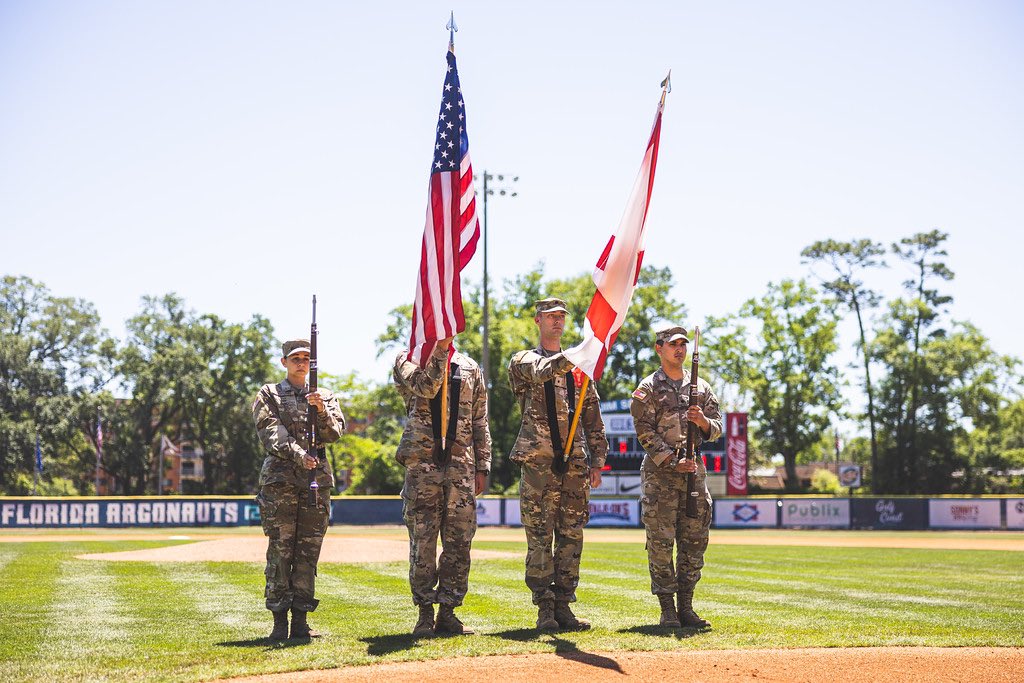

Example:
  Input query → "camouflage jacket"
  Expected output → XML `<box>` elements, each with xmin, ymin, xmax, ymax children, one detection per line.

<box><xmin>393</xmin><ymin>346</ymin><xmax>492</xmax><ymax>474</ymax></box>
<box><xmin>630</xmin><ymin>368</ymin><xmax>723</xmax><ymax>473</ymax></box>
<box><xmin>508</xmin><ymin>346</ymin><xmax>607</xmax><ymax>468</ymax></box>
<box><xmin>252</xmin><ymin>380</ymin><xmax>345</xmax><ymax>488</ymax></box>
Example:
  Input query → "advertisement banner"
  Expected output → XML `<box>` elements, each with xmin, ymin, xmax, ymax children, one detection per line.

<box><xmin>590</xmin><ymin>474</ymin><xmax>618</xmax><ymax>496</ymax></box>
<box><xmin>928</xmin><ymin>499</ymin><xmax>1001</xmax><ymax>529</ymax></box>
<box><xmin>588</xmin><ymin>499</ymin><xmax>640</xmax><ymax>527</ymax></box>
<box><xmin>781</xmin><ymin>498</ymin><xmax>850</xmax><ymax>527</ymax></box>
<box><xmin>504</xmin><ymin>498</ymin><xmax>522</xmax><ymax>526</ymax></box>
<box><xmin>725</xmin><ymin>413</ymin><xmax>748</xmax><ymax>496</ymax></box>
<box><xmin>837</xmin><ymin>465</ymin><xmax>862</xmax><ymax>489</ymax></box>
<box><xmin>851</xmin><ymin>498</ymin><xmax>928</xmax><ymax>530</ymax></box>
<box><xmin>1006</xmin><ymin>499</ymin><xmax>1024</xmax><ymax>530</ymax></box>
<box><xmin>616</xmin><ymin>475</ymin><xmax>643</xmax><ymax>496</ymax></box>
<box><xmin>714</xmin><ymin>499</ymin><xmax>777</xmax><ymax>528</ymax></box>
<box><xmin>0</xmin><ymin>498</ymin><xmax>256</xmax><ymax>528</ymax></box>
<box><xmin>475</xmin><ymin>498</ymin><xmax>503</xmax><ymax>526</ymax></box>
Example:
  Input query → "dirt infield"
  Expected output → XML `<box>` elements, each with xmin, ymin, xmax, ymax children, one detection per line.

<box><xmin>226</xmin><ymin>647</ymin><xmax>1024</xmax><ymax>682</ymax></box>
<box><xmin>77</xmin><ymin>536</ymin><xmax>519</xmax><ymax>563</ymax></box>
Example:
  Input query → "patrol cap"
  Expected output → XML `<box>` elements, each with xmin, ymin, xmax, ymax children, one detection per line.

<box><xmin>535</xmin><ymin>298</ymin><xmax>569</xmax><ymax>315</ymax></box>
<box><xmin>282</xmin><ymin>339</ymin><xmax>311</xmax><ymax>358</ymax></box>
<box><xmin>655</xmin><ymin>325</ymin><xmax>689</xmax><ymax>344</ymax></box>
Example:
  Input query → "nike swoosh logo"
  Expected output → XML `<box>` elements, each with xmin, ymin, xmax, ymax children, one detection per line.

<box><xmin>619</xmin><ymin>482</ymin><xmax>642</xmax><ymax>492</ymax></box>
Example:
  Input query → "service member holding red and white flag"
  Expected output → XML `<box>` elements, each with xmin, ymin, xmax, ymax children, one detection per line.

<box><xmin>507</xmin><ymin>76</ymin><xmax>669</xmax><ymax>632</ymax></box>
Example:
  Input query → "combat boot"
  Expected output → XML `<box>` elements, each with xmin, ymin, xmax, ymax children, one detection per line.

<box><xmin>290</xmin><ymin>609</ymin><xmax>321</xmax><ymax>639</ymax></box>
<box><xmin>658</xmin><ymin>594</ymin><xmax>682</xmax><ymax>628</ymax></box>
<box><xmin>536</xmin><ymin>599</ymin><xmax>559</xmax><ymax>631</ymax></box>
<box><xmin>412</xmin><ymin>604</ymin><xmax>435</xmax><ymax>636</ymax></box>
<box><xmin>677</xmin><ymin>590</ymin><xmax>711</xmax><ymax>628</ymax></box>
<box><xmin>553</xmin><ymin>601</ymin><xmax>591</xmax><ymax>631</ymax></box>
<box><xmin>268</xmin><ymin>610</ymin><xmax>289</xmax><ymax>641</ymax></box>
<box><xmin>434</xmin><ymin>604</ymin><xmax>475</xmax><ymax>635</ymax></box>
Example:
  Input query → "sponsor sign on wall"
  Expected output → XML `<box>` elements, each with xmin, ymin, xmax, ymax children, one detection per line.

<box><xmin>929</xmin><ymin>499</ymin><xmax>1001</xmax><ymax>529</ymax></box>
<box><xmin>781</xmin><ymin>498</ymin><xmax>850</xmax><ymax>527</ymax></box>
<box><xmin>588</xmin><ymin>499</ymin><xmax>640</xmax><ymax>527</ymax></box>
<box><xmin>0</xmin><ymin>498</ymin><xmax>256</xmax><ymax>528</ymax></box>
<box><xmin>1006</xmin><ymin>499</ymin><xmax>1024</xmax><ymax>530</ymax></box>
<box><xmin>616</xmin><ymin>475</ymin><xmax>643</xmax><ymax>496</ymax></box>
<box><xmin>725</xmin><ymin>413</ymin><xmax>748</xmax><ymax>496</ymax></box>
<box><xmin>851</xmin><ymin>498</ymin><xmax>928</xmax><ymax>530</ymax></box>
<box><xmin>475</xmin><ymin>498</ymin><xmax>503</xmax><ymax>526</ymax></box>
<box><xmin>504</xmin><ymin>498</ymin><xmax>522</xmax><ymax>527</ymax></box>
<box><xmin>590</xmin><ymin>474</ymin><xmax>618</xmax><ymax>496</ymax></box>
<box><xmin>713</xmin><ymin>499</ymin><xmax>777</xmax><ymax>527</ymax></box>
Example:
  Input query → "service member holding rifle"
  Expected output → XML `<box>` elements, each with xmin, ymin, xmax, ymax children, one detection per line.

<box><xmin>252</xmin><ymin>296</ymin><xmax>345</xmax><ymax>641</ymax></box>
<box><xmin>630</xmin><ymin>325</ymin><xmax>722</xmax><ymax>628</ymax></box>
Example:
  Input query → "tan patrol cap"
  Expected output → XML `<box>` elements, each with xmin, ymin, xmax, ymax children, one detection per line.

<box><xmin>282</xmin><ymin>339</ymin><xmax>311</xmax><ymax>358</ymax></box>
<box><xmin>655</xmin><ymin>325</ymin><xmax>689</xmax><ymax>344</ymax></box>
<box><xmin>535</xmin><ymin>297</ymin><xmax>569</xmax><ymax>315</ymax></box>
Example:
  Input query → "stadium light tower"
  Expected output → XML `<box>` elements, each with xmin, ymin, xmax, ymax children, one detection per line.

<box><xmin>480</xmin><ymin>171</ymin><xmax>518</xmax><ymax>391</ymax></box>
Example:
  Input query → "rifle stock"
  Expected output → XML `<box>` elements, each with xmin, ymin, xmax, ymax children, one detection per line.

<box><xmin>684</xmin><ymin>327</ymin><xmax>701</xmax><ymax>519</ymax></box>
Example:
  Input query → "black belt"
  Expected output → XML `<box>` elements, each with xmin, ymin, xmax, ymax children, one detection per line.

<box><xmin>544</xmin><ymin>371</ymin><xmax>576</xmax><ymax>475</ymax></box>
<box><xmin>429</xmin><ymin>361</ymin><xmax>462</xmax><ymax>467</ymax></box>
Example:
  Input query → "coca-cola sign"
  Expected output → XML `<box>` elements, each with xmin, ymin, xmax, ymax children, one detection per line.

<box><xmin>725</xmin><ymin>413</ymin><xmax>748</xmax><ymax>496</ymax></box>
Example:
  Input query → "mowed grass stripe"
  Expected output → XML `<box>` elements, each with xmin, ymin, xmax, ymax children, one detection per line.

<box><xmin>31</xmin><ymin>557</ymin><xmax>137</xmax><ymax>681</ymax></box>
<box><xmin>159</xmin><ymin>561</ymin><xmax>265</xmax><ymax>633</ymax></box>
<box><xmin>0</xmin><ymin>544</ymin><xmax>65</xmax><ymax>683</ymax></box>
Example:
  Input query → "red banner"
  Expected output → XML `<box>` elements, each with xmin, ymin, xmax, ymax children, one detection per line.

<box><xmin>726</xmin><ymin>413</ymin><xmax>748</xmax><ymax>496</ymax></box>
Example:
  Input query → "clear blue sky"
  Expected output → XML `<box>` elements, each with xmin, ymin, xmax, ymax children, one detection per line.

<box><xmin>2</xmin><ymin>1</ymin><xmax>1022</xmax><ymax>405</ymax></box>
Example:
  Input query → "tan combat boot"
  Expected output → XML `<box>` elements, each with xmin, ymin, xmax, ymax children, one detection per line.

<box><xmin>268</xmin><ymin>610</ymin><xmax>289</xmax><ymax>641</ymax></box>
<box><xmin>290</xmin><ymin>609</ymin><xmax>321</xmax><ymax>638</ymax></box>
<box><xmin>413</xmin><ymin>604</ymin><xmax>435</xmax><ymax>636</ymax></box>
<box><xmin>677</xmin><ymin>590</ymin><xmax>711</xmax><ymax>628</ymax></box>
<box><xmin>658</xmin><ymin>594</ymin><xmax>681</xmax><ymax>628</ymax></box>
<box><xmin>434</xmin><ymin>604</ymin><xmax>475</xmax><ymax>635</ymax></box>
<box><xmin>553</xmin><ymin>601</ymin><xmax>591</xmax><ymax>631</ymax></box>
<box><xmin>536</xmin><ymin>599</ymin><xmax>559</xmax><ymax>631</ymax></box>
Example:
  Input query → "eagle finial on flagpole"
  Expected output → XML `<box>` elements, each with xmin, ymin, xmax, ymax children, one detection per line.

<box><xmin>447</xmin><ymin>11</ymin><xmax>458</xmax><ymax>48</ymax></box>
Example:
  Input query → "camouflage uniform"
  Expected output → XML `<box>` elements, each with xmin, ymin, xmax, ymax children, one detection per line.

<box><xmin>509</xmin><ymin>333</ymin><xmax>607</xmax><ymax>608</ymax></box>
<box><xmin>394</xmin><ymin>345</ymin><xmax>491</xmax><ymax>610</ymax></box>
<box><xmin>630</xmin><ymin>332</ymin><xmax>722</xmax><ymax>601</ymax></box>
<box><xmin>252</xmin><ymin>376</ymin><xmax>345</xmax><ymax>614</ymax></box>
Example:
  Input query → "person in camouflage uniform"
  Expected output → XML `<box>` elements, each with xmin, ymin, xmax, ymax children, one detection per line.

<box><xmin>394</xmin><ymin>335</ymin><xmax>491</xmax><ymax>636</ymax></box>
<box><xmin>508</xmin><ymin>298</ymin><xmax>607</xmax><ymax>631</ymax></box>
<box><xmin>252</xmin><ymin>338</ymin><xmax>346</xmax><ymax>641</ymax></box>
<box><xmin>630</xmin><ymin>325</ymin><xmax>722</xmax><ymax>629</ymax></box>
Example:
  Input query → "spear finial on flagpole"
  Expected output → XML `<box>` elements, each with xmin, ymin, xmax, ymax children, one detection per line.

<box><xmin>660</xmin><ymin>69</ymin><xmax>672</xmax><ymax>106</ymax></box>
<box><xmin>447</xmin><ymin>11</ymin><xmax>458</xmax><ymax>48</ymax></box>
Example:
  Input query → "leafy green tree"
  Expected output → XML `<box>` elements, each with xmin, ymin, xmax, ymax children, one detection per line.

<box><xmin>809</xmin><ymin>469</ymin><xmax>842</xmax><ymax>494</ymax></box>
<box><xmin>0</xmin><ymin>275</ymin><xmax>112</xmax><ymax>493</ymax></box>
<box><xmin>801</xmin><ymin>238</ymin><xmax>886</xmax><ymax>491</ymax></box>
<box><xmin>705</xmin><ymin>279</ymin><xmax>843</xmax><ymax>491</ymax></box>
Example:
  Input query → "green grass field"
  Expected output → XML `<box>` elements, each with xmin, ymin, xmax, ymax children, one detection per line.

<box><xmin>1</xmin><ymin>528</ymin><xmax>1022</xmax><ymax>682</ymax></box>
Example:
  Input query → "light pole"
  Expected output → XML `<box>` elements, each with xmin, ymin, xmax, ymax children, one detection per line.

<box><xmin>480</xmin><ymin>171</ymin><xmax>518</xmax><ymax>391</ymax></box>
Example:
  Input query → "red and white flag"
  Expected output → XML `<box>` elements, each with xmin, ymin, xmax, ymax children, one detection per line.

<box><xmin>564</xmin><ymin>81</ymin><xmax>668</xmax><ymax>379</ymax></box>
<box><xmin>407</xmin><ymin>38</ymin><xmax>480</xmax><ymax>366</ymax></box>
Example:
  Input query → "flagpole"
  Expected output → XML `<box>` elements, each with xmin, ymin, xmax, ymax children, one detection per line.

<box><xmin>33</xmin><ymin>433</ymin><xmax>39</xmax><ymax>496</ymax></box>
<box><xmin>562</xmin><ymin>375</ymin><xmax>590</xmax><ymax>460</ymax></box>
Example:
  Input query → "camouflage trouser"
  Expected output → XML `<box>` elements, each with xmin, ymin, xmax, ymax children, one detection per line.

<box><xmin>519</xmin><ymin>457</ymin><xmax>590</xmax><ymax>605</ymax></box>
<box><xmin>401</xmin><ymin>464</ymin><xmax>478</xmax><ymax>607</ymax></box>
<box><xmin>640</xmin><ymin>467</ymin><xmax>712</xmax><ymax>595</ymax></box>
<box><xmin>256</xmin><ymin>481</ymin><xmax>330</xmax><ymax>612</ymax></box>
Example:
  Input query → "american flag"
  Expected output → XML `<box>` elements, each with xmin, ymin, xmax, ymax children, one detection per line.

<box><xmin>407</xmin><ymin>40</ymin><xmax>480</xmax><ymax>366</ymax></box>
<box><xmin>564</xmin><ymin>80</ymin><xmax>668</xmax><ymax>380</ymax></box>
<box><xmin>96</xmin><ymin>415</ymin><xmax>103</xmax><ymax>463</ymax></box>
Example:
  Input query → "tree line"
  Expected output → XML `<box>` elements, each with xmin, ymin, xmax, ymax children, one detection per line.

<box><xmin>1</xmin><ymin>231</ymin><xmax>1021</xmax><ymax>496</ymax></box>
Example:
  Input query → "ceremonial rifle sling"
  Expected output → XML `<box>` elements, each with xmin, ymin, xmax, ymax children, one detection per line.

<box><xmin>544</xmin><ymin>371</ymin><xmax>576</xmax><ymax>475</ymax></box>
<box><xmin>430</xmin><ymin>362</ymin><xmax>462</xmax><ymax>467</ymax></box>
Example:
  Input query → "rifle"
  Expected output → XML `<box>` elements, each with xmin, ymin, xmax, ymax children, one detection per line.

<box><xmin>684</xmin><ymin>326</ymin><xmax>702</xmax><ymax>519</ymax></box>
<box><xmin>307</xmin><ymin>295</ymin><xmax>326</xmax><ymax>507</ymax></box>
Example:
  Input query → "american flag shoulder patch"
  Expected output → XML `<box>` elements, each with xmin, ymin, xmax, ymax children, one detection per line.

<box><xmin>632</xmin><ymin>387</ymin><xmax>649</xmax><ymax>401</ymax></box>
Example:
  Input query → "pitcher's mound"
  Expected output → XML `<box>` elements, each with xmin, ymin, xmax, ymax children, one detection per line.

<box><xmin>78</xmin><ymin>536</ymin><xmax>518</xmax><ymax>563</ymax></box>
